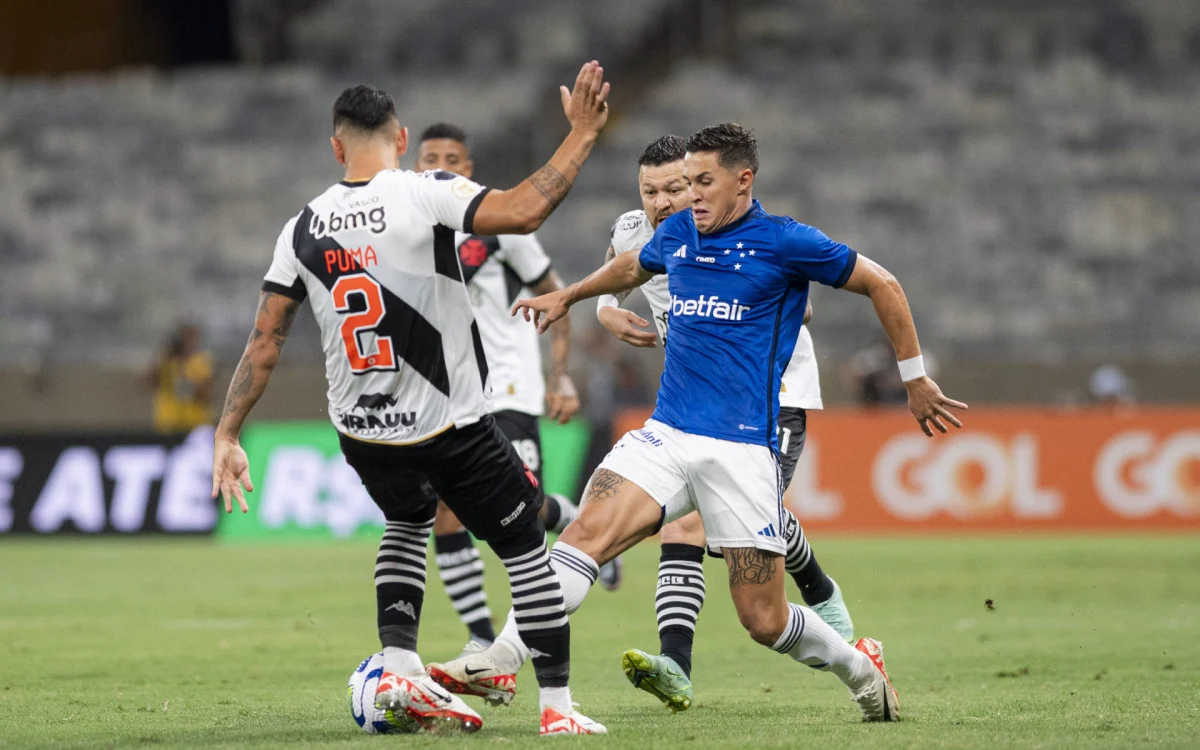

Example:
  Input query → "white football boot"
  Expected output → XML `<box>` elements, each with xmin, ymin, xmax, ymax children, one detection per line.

<box><xmin>427</xmin><ymin>647</ymin><xmax>517</xmax><ymax>707</ymax></box>
<box><xmin>849</xmin><ymin>638</ymin><xmax>900</xmax><ymax>722</ymax></box>
<box><xmin>540</xmin><ymin>705</ymin><xmax>607</xmax><ymax>736</ymax></box>
<box><xmin>375</xmin><ymin>672</ymin><xmax>483</xmax><ymax>733</ymax></box>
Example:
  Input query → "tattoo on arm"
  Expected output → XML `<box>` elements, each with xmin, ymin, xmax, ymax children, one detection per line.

<box><xmin>222</xmin><ymin>355</ymin><xmax>253</xmax><ymax>419</ymax></box>
<box><xmin>271</xmin><ymin>298</ymin><xmax>300</xmax><ymax>347</ymax></box>
<box><xmin>725</xmin><ymin>547</ymin><xmax>779</xmax><ymax>587</ymax></box>
<box><xmin>529</xmin><ymin>164</ymin><xmax>572</xmax><ymax>211</ymax></box>
<box><xmin>583</xmin><ymin>469</ymin><xmax>625</xmax><ymax>503</ymax></box>
<box><xmin>218</xmin><ymin>291</ymin><xmax>299</xmax><ymax>430</ymax></box>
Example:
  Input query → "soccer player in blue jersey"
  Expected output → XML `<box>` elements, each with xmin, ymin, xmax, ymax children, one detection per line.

<box><xmin>431</xmin><ymin>123</ymin><xmax>966</xmax><ymax>722</ymax></box>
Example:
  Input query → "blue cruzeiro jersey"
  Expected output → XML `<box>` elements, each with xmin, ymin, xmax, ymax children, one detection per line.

<box><xmin>638</xmin><ymin>200</ymin><xmax>857</xmax><ymax>449</ymax></box>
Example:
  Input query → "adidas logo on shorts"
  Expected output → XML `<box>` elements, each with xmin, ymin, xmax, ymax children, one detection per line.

<box><xmin>756</xmin><ymin>524</ymin><xmax>778</xmax><ymax>538</ymax></box>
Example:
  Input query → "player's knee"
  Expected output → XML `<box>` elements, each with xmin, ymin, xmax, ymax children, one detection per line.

<box><xmin>433</xmin><ymin>501</ymin><xmax>464</xmax><ymax>536</ymax></box>
<box><xmin>660</xmin><ymin>513</ymin><xmax>704</xmax><ymax>546</ymax></box>
<box><xmin>737</xmin><ymin>606</ymin><xmax>787</xmax><ymax>647</ymax></box>
<box><xmin>483</xmin><ymin>513</ymin><xmax>546</xmax><ymax>560</ymax></box>
<box><xmin>558</xmin><ymin>507</ymin><xmax>615</xmax><ymax>562</ymax></box>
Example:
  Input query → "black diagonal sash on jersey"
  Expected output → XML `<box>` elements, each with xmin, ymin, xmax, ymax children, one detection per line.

<box><xmin>293</xmin><ymin>206</ymin><xmax>452</xmax><ymax>396</ymax></box>
<box><xmin>455</xmin><ymin>235</ymin><xmax>502</xmax><ymax>284</ymax></box>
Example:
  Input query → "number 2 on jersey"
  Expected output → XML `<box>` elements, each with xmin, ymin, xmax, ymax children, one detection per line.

<box><xmin>331</xmin><ymin>273</ymin><xmax>397</xmax><ymax>374</ymax></box>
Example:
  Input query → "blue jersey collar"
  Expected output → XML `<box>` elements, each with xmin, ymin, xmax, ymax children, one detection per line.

<box><xmin>705</xmin><ymin>200</ymin><xmax>765</xmax><ymax>237</ymax></box>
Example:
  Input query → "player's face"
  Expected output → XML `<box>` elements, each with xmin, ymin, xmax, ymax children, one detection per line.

<box><xmin>638</xmin><ymin>161</ymin><xmax>689</xmax><ymax>228</ymax></box>
<box><xmin>683</xmin><ymin>151</ymin><xmax>752</xmax><ymax>234</ymax></box>
<box><xmin>417</xmin><ymin>138</ymin><xmax>473</xmax><ymax>178</ymax></box>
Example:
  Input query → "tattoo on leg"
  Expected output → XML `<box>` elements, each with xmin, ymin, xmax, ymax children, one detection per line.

<box><xmin>584</xmin><ymin>469</ymin><xmax>625</xmax><ymax>503</ymax></box>
<box><xmin>529</xmin><ymin>164</ymin><xmax>572</xmax><ymax>211</ymax></box>
<box><xmin>726</xmin><ymin>547</ymin><xmax>778</xmax><ymax>587</ymax></box>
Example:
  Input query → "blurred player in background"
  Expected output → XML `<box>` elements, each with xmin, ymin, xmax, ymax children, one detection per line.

<box><xmin>594</xmin><ymin>134</ymin><xmax>853</xmax><ymax>712</ymax></box>
<box><xmin>438</xmin><ymin>123</ymin><xmax>968</xmax><ymax>723</ymax></box>
<box><xmin>148</xmin><ymin>321</ymin><xmax>214</xmax><ymax>433</ymax></box>
<box><xmin>414</xmin><ymin>122</ymin><xmax>611</xmax><ymax>653</ymax></box>
<box><xmin>211</xmin><ymin>62</ymin><xmax>613</xmax><ymax>736</ymax></box>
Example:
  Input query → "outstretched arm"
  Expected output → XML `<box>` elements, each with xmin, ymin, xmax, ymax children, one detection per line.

<box><xmin>531</xmin><ymin>270</ymin><xmax>580</xmax><ymax>423</ymax></box>
<box><xmin>841</xmin><ymin>255</ymin><xmax>967</xmax><ymax>436</ymax></box>
<box><xmin>513</xmin><ymin>250</ymin><xmax>654</xmax><ymax>333</ymax></box>
<box><xmin>211</xmin><ymin>291</ymin><xmax>300</xmax><ymax>511</ymax></box>
<box><xmin>597</xmin><ymin>245</ymin><xmax>657</xmax><ymax>348</ymax></box>
<box><xmin>471</xmin><ymin>61</ymin><xmax>610</xmax><ymax>235</ymax></box>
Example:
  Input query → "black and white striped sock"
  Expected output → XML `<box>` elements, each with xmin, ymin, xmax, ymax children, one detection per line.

<box><xmin>434</xmin><ymin>530</ymin><xmax>495</xmax><ymax>643</ymax></box>
<box><xmin>499</xmin><ymin>542</ymin><xmax>572</xmax><ymax>688</ymax></box>
<box><xmin>783</xmin><ymin>509</ymin><xmax>835</xmax><ymax>605</ymax></box>
<box><xmin>376</xmin><ymin>519</ymin><xmax>434</xmax><ymax>652</ymax></box>
<box><xmin>656</xmin><ymin>543</ymin><xmax>706</xmax><ymax>678</ymax></box>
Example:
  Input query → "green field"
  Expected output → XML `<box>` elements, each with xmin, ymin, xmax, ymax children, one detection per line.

<box><xmin>1</xmin><ymin>536</ymin><xmax>1198</xmax><ymax>749</ymax></box>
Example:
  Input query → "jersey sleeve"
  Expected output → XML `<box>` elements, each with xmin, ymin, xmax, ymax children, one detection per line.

<box><xmin>409</xmin><ymin>170</ymin><xmax>491</xmax><ymax>233</ymax></box>
<box><xmin>779</xmin><ymin>223</ymin><xmax>858</xmax><ymax>288</ymax></box>
<box><xmin>498</xmin><ymin>232</ymin><xmax>552</xmax><ymax>286</ymax></box>
<box><xmin>262</xmin><ymin>215</ymin><xmax>307</xmax><ymax>301</ymax></box>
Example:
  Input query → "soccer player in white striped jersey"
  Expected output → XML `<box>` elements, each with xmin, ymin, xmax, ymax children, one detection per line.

<box><xmin>601</xmin><ymin>136</ymin><xmax>852</xmax><ymax>710</ymax></box>
<box><xmin>210</xmin><ymin>62</ymin><xmax>613</xmax><ymax>736</ymax></box>
<box><xmin>413</xmin><ymin>122</ymin><xmax>594</xmax><ymax>653</ymax></box>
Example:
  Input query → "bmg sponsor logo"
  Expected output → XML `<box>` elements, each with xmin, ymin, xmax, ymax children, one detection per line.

<box><xmin>310</xmin><ymin>207</ymin><xmax>387</xmax><ymax>239</ymax></box>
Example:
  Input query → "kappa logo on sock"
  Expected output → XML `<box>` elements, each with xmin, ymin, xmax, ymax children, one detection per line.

<box><xmin>528</xmin><ymin>647</ymin><xmax>552</xmax><ymax>659</ymax></box>
<box><xmin>385</xmin><ymin>600</ymin><xmax>416</xmax><ymax>618</ymax></box>
<box><xmin>756</xmin><ymin>523</ymin><xmax>778</xmax><ymax>538</ymax></box>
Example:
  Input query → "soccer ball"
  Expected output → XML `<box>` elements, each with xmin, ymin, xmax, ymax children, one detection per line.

<box><xmin>346</xmin><ymin>652</ymin><xmax>419</xmax><ymax>734</ymax></box>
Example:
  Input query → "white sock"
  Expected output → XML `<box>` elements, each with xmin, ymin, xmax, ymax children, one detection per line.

<box><xmin>382</xmin><ymin>646</ymin><xmax>424</xmax><ymax>676</ymax></box>
<box><xmin>490</xmin><ymin>542</ymin><xmax>599</xmax><ymax>673</ymax></box>
<box><xmin>491</xmin><ymin>609</ymin><xmax>530</xmax><ymax>673</ymax></box>
<box><xmin>539</xmin><ymin>685</ymin><xmax>573</xmax><ymax>714</ymax></box>
<box><xmin>548</xmin><ymin>541</ymin><xmax>599</xmax><ymax>612</ymax></box>
<box><xmin>771</xmin><ymin>603</ymin><xmax>873</xmax><ymax>690</ymax></box>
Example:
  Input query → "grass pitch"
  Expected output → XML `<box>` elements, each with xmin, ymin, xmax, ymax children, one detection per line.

<box><xmin>1</xmin><ymin>535</ymin><xmax>1197</xmax><ymax>749</ymax></box>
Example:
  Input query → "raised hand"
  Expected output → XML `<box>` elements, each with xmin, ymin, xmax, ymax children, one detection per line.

<box><xmin>560</xmin><ymin>60</ymin><xmax>610</xmax><ymax>135</ymax></box>
<box><xmin>905</xmin><ymin>376</ymin><xmax>968</xmax><ymax>437</ymax></box>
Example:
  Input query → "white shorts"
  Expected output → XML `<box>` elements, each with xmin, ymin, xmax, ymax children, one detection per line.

<box><xmin>597</xmin><ymin>419</ymin><xmax>786</xmax><ymax>555</ymax></box>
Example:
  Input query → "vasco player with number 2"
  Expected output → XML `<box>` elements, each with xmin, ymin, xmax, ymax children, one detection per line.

<box><xmin>210</xmin><ymin>62</ymin><xmax>613</xmax><ymax>736</ymax></box>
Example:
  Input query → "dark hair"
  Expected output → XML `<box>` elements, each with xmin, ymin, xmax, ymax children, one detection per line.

<box><xmin>419</xmin><ymin>122</ymin><xmax>468</xmax><ymax>144</ymax></box>
<box><xmin>332</xmin><ymin>85</ymin><xmax>397</xmax><ymax>133</ymax></box>
<box><xmin>685</xmin><ymin>122</ymin><xmax>759</xmax><ymax>174</ymax></box>
<box><xmin>637</xmin><ymin>134</ymin><xmax>686</xmax><ymax>167</ymax></box>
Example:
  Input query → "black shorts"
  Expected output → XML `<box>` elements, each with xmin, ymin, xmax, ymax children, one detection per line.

<box><xmin>491</xmin><ymin>409</ymin><xmax>543</xmax><ymax>485</ymax></box>
<box><xmin>777</xmin><ymin>406</ymin><xmax>808</xmax><ymax>490</ymax></box>
<box><xmin>339</xmin><ymin>416</ymin><xmax>544</xmax><ymax>542</ymax></box>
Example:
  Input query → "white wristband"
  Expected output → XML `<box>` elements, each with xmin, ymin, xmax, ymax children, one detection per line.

<box><xmin>596</xmin><ymin>294</ymin><xmax>620</xmax><ymax>317</ymax></box>
<box><xmin>897</xmin><ymin>355</ymin><xmax>926</xmax><ymax>382</ymax></box>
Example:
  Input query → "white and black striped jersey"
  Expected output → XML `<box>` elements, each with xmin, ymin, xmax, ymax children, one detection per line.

<box><xmin>457</xmin><ymin>231</ymin><xmax>552</xmax><ymax>416</ymax></box>
<box><xmin>262</xmin><ymin>169</ymin><xmax>494</xmax><ymax>444</ymax></box>
<box><xmin>610</xmin><ymin>209</ymin><xmax>824</xmax><ymax>410</ymax></box>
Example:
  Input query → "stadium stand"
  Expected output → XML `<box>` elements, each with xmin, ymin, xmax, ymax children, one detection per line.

<box><xmin>1</xmin><ymin>0</ymin><xmax>1198</xmax><ymax>429</ymax></box>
